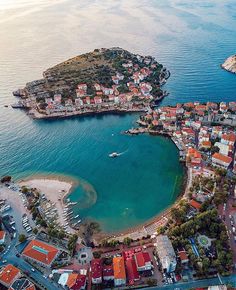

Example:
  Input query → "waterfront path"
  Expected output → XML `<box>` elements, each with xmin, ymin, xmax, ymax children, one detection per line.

<box><xmin>147</xmin><ymin>274</ymin><xmax>236</xmax><ymax>290</ymax></box>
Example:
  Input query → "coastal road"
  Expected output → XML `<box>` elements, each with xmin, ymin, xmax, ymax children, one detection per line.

<box><xmin>147</xmin><ymin>274</ymin><xmax>236</xmax><ymax>290</ymax></box>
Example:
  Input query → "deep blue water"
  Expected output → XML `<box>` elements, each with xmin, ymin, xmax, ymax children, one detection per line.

<box><xmin>0</xmin><ymin>0</ymin><xmax>235</xmax><ymax>231</ymax></box>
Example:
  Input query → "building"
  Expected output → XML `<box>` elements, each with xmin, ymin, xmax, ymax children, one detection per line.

<box><xmin>178</xmin><ymin>250</ymin><xmax>189</xmax><ymax>264</ymax></box>
<box><xmin>187</xmin><ymin>148</ymin><xmax>202</xmax><ymax>166</ymax></box>
<box><xmin>66</xmin><ymin>273</ymin><xmax>86</xmax><ymax>290</ymax></box>
<box><xmin>212</xmin><ymin>152</ymin><xmax>232</xmax><ymax>169</ymax></box>
<box><xmin>9</xmin><ymin>277</ymin><xmax>36</xmax><ymax>290</ymax></box>
<box><xmin>58</xmin><ymin>272</ymin><xmax>86</xmax><ymax>290</ymax></box>
<box><xmin>22</xmin><ymin>239</ymin><xmax>59</xmax><ymax>267</ymax></box>
<box><xmin>208</xmin><ymin>286</ymin><xmax>227</xmax><ymax>290</ymax></box>
<box><xmin>125</xmin><ymin>258</ymin><xmax>139</xmax><ymax>285</ymax></box>
<box><xmin>214</xmin><ymin>142</ymin><xmax>230</xmax><ymax>156</ymax></box>
<box><xmin>155</xmin><ymin>235</ymin><xmax>176</xmax><ymax>273</ymax></box>
<box><xmin>0</xmin><ymin>231</ymin><xmax>6</xmax><ymax>245</ymax></box>
<box><xmin>91</xmin><ymin>259</ymin><xmax>102</xmax><ymax>284</ymax></box>
<box><xmin>102</xmin><ymin>265</ymin><xmax>114</xmax><ymax>281</ymax></box>
<box><xmin>0</xmin><ymin>264</ymin><xmax>21</xmax><ymax>288</ymax></box>
<box><xmin>134</xmin><ymin>251</ymin><xmax>152</xmax><ymax>272</ymax></box>
<box><xmin>189</xmin><ymin>199</ymin><xmax>202</xmax><ymax>211</ymax></box>
<box><xmin>113</xmin><ymin>256</ymin><xmax>126</xmax><ymax>287</ymax></box>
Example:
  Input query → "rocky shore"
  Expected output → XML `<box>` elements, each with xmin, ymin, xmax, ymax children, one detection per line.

<box><xmin>221</xmin><ymin>54</ymin><xmax>236</xmax><ymax>74</ymax></box>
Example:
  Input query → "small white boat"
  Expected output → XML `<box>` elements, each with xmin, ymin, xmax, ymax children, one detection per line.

<box><xmin>73</xmin><ymin>214</ymin><xmax>80</xmax><ymax>219</ymax></box>
<box><xmin>109</xmin><ymin>152</ymin><xmax>119</xmax><ymax>158</ymax></box>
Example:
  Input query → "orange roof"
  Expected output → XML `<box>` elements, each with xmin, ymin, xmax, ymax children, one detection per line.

<box><xmin>201</xmin><ymin>141</ymin><xmax>211</xmax><ymax>147</ymax></box>
<box><xmin>190</xmin><ymin>199</ymin><xmax>201</xmax><ymax>210</ymax></box>
<box><xmin>212</xmin><ymin>152</ymin><xmax>232</xmax><ymax>164</ymax></box>
<box><xmin>222</xmin><ymin>133</ymin><xmax>236</xmax><ymax>143</ymax></box>
<box><xmin>187</xmin><ymin>148</ymin><xmax>201</xmax><ymax>159</ymax></box>
<box><xmin>113</xmin><ymin>257</ymin><xmax>126</xmax><ymax>280</ymax></box>
<box><xmin>178</xmin><ymin>250</ymin><xmax>189</xmax><ymax>262</ymax></box>
<box><xmin>0</xmin><ymin>264</ymin><xmax>20</xmax><ymax>287</ymax></box>
<box><xmin>22</xmin><ymin>239</ymin><xmax>59</xmax><ymax>265</ymax></box>
<box><xmin>0</xmin><ymin>231</ymin><xmax>5</xmax><ymax>240</ymax></box>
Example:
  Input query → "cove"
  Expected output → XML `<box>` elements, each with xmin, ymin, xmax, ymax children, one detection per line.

<box><xmin>0</xmin><ymin>113</ymin><xmax>184</xmax><ymax>232</ymax></box>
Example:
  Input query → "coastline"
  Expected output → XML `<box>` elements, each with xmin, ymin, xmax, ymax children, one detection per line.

<box><xmin>17</xmin><ymin>174</ymin><xmax>79</xmax><ymax>233</ymax></box>
<box><xmin>30</xmin><ymin>107</ymin><xmax>148</xmax><ymax>120</ymax></box>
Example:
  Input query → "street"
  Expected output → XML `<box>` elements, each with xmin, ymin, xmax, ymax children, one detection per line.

<box><xmin>147</xmin><ymin>274</ymin><xmax>236</xmax><ymax>290</ymax></box>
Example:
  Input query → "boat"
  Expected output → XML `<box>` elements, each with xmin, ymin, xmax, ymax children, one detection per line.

<box><xmin>73</xmin><ymin>214</ymin><xmax>80</xmax><ymax>219</ymax></box>
<box><xmin>11</xmin><ymin>102</ymin><xmax>25</xmax><ymax>109</ymax></box>
<box><xmin>109</xmin><ymin>152</ymin><xmax>119</xmax><ymax>158</ymax></box>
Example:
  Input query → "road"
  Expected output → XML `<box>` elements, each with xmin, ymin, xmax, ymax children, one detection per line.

<box><xmin>147</xmin><ymin>274</ymin><xmax>236</xmax><ymax>290</ymax></box>
<box><xmin>0</xmin><ymin>231</ymin><xmax>60</xmax><ymax>290</ymax></box>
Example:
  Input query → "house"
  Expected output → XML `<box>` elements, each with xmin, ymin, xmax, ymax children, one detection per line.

<box><xmin>54</xmin><ymin>94</ymin><xmax>62</xmax><ymax>104</ymax></box>
<box><xmin>0</xmin><ymin>264</ymin><xmax>21</xmax><ymax>288</ymax></box>
<box><xmin>112</xmin><ymin>76</ymin><xmax>120</xmax><ymax>85</ymax></box>
<box><xmin>155</xmin><ymin>235</ymin><xmax>176</xmax><ymax>273</ymax></box>
<box><xmin>94</xmin><ymin>96</ymin><xmax>102</xmax><ymax>105</ymax></box>
<box><xmin>187</xmin><ymin>148</ymin><xmax>202</xmax><ymax>166</ymax></box>
<box><xmin>58</xmin><ymin>272</ymin><xmax>86</xmax><ymax>290</ymax></box>
<box><xmin>208</xmin><ymin>286</ymin><xmax>227</xmax><ymax>290</ymax></box>
<box><xmin>91</xmin><ymin>259</ymin><xmax>102</xmax><ymax>284</ymax></box>
<box><xmin>182</xmin><ymin>127</ymin><xmax>195</xmax><ymax>137</ymax></box>
<box><xmin>219</xmin><ymin>102</ymin><xmax>227</xmax><ymax>112</ymax></box>
<box><xmin>9</xmin><ymin>277</ymin><xmax>36</xmax><ymax>290</ymax></box>
<box><xmin>189</xmin><ymin>199</ymin><xmax>201</xmax><ymax>211</ymax></box>
<box><xmin>200</xmin><ymin>141</ymin><xmax>211</xmax><ymax>149</ymax></box>
<box><xmin>77</xmin><ymin>84</ymin><xmax>87</xmax><ymax>91</ymax></box>
<box><xmin>113</xmin><ymin>256</ymin><xmax>126</xmax><ymax>287</ymax></box>
<box><xmin>214</xmin><ymin>142</ymin><xmax>230</xmax><ymax>156</ymax></box>
<box><xmin>134</xmin><ymin>251</ymin><xmax>152</xmax><ymax>272</ymax></box>
<box><xmin>22</xmin><ymin>239</ymin><xmax>59</xmax><ymax>267</ymax></box>
<box><xmin>94</xmin><ymin>83</ymin><xmax>101</xmax><ymax>91</ymax></box>
<box><xmin>221</xmin><ymin>133</ymin><xmax>236</xmax><ymax>146</ymax></box>
<box><xmin>75</xmin><ymin>98</ymin><xmax>84</xmax><ymax>107</ymax></box>
<box><xmin>103</xmin><ymin>265</ymin><xmax>114</xmax><ymax>281</ymax></box>
<box><xmin>125</xmin><ymin>258</ymin><xmax>139</xmax><ymax>285</ymax></box>
<box><xmin>212</xmin><ymin>153</ymin><xmax>232</xmax><ymax>169</ymax></box>
<box><xmin>178</xmin><ymin>250</ymin><xmax>189</xmax><ymax>264</ymax></box>
<box><xmin>66</xmin><ymin>273</ymin><xmax>86</xmax><ymax>290</ymax></box>
<box><xmin>0</xmin><ymin>230</ymin><xmax>6</xmax><ymax>244</ymax></box>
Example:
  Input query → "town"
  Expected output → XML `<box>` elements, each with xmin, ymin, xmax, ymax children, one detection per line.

<box><xmin>12</xmin><ymin>48</ymin><xmax>169</xmax><ymax>119</ymax></box>
<box><xmin>1</xmin><ymin>101</ymin><xmax>236</xmax><ymax>289</ymax></box>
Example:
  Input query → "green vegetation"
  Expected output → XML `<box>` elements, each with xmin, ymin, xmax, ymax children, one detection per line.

<box><xmin>68</xmin><ymin>234</ymin><xmax>78</xmax><ymax>255</ymax></box>
<box><xmin>18</xmin><ymin>234</ymin><xmax>27</xmax><ymax>243</ymax></box>
<box><xmin>0</xmin><ymin>175</ymin><xmax>11</xmax><ymax>183</ymax></box>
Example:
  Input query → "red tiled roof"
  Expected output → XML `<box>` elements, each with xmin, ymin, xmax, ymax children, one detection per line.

<box><xmin>22</xmin><ymin>239</ymin><xmax>59</xmax><ymax>265</ymax></box>
<box><xmin>113</xmin><ymin>257</ymin><xmax>126</xmax><ymax>280</ymax></box>
<box><xmin>91</xmin><ymin>259</ymin><xmax>102</xmax><ymax>279</ymax></box>
<box><xmin>103</xmin><ymin>265</ymin><xmax>114</xmax><ymax>277</ymax></box>
<box><xmin>134</xmin><ymin>252</ymin><xmax>151</xmax><ymax>268</ymax></box>
<box><xmin>0</xmin><ymin>264</ymin><xmax>20</xmax><ymax>287</ymax></box>
<box><xmin>190</xmin><ymin>199</ymin><xmax>201</xmax><ymax>210</ymax></box>
<box><xmin>0</xmin><ymin>231</ymin><xmax>5</xmax><ymax>240</ymax></box>
<box><xmin>212</xmin><ymin>152</ymin><xmax>232</xmax><ymax>164</ymax></box>
<box><xmin>178</xmin><ymin>250</ymin><xmax>189</xmax><ymax>262</ymax></box>
<box><xmin>125</xmin><ymin>258</ymin><xmax>139</xmax><ymax>284</ymax></box>
<box><xmin>222</xmin><ymin>133</ymin><xmax>236</xmax><ymax>143</ymax></box>
<box><xmin>66</xmin><ymin>273</ymin><xmax>86</xmax><ymax>290</ymax></box>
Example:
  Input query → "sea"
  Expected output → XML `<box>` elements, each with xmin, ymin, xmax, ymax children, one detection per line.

<box><xmin>0</xmin><ymin>0</ymin><xmax>235</xmax><ymax>232</ymax></box>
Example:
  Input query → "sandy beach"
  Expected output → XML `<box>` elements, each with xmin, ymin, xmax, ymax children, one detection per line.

<box><xmin>18</xmin><ymin>175</ymin><xmax>78</xmax><ymax>233</ymax></box>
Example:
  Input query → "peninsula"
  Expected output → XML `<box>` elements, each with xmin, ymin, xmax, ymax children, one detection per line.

<box><xmin>221</xmin><ymin>54</ymin><xmax>236</xmax><ymax>74</ymax></box>
<box><xmin>13</xmin><ymin>48</ymin><xmax>169</xmax><ymax>118</ymax></box>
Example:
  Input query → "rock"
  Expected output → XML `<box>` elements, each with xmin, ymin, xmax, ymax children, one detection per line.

<box><xmin>221</xmin><ymin>54</ymin><xmax>236</xmax><ymax>74</ymax></box>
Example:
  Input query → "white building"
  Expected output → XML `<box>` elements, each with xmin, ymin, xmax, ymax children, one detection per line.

<box><xmin>214</xmin><ymin>142</ymin><xmax>230</xmax><ymax>156</ymax></box>
<box><xmin>155</xmin><ymin>235</ymin><xmax>176</xmax><ymax>273</ymax></box>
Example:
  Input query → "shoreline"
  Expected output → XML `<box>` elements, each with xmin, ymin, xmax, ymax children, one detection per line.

<box><xmin>30</xmin><ymin>107</ymin><xmax>148</xmax><ymax>120</ymax></box>
<box><xmin>17</xmin><ymin>174</ymin><xmax>80</xmax><ymax>233</ymax></box>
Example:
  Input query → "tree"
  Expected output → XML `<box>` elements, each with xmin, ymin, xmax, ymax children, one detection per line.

<box><xmin>19</xmin><ymin>234</ymin><xmax>27</xmax><ymax>243</ymax></box>
<box><xmin>32</xmin><ymin>228</ymin><xmax>38</xmax><ymax>235</ymax></box>
<box><xmin>123</xmin><ymin>237</ymin><xmax>132</xmax><ymax>246</ymax></box>
<box><xmin>0</xmin><ymin>175</ymin><xmax>11</xmax><ymax>183</ymax></box>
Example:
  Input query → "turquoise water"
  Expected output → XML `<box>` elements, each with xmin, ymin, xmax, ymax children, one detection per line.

<box><xmin>0</xmin><ymin>0</ymin><xmax>236</xmax><ymax>231</ymax></box>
